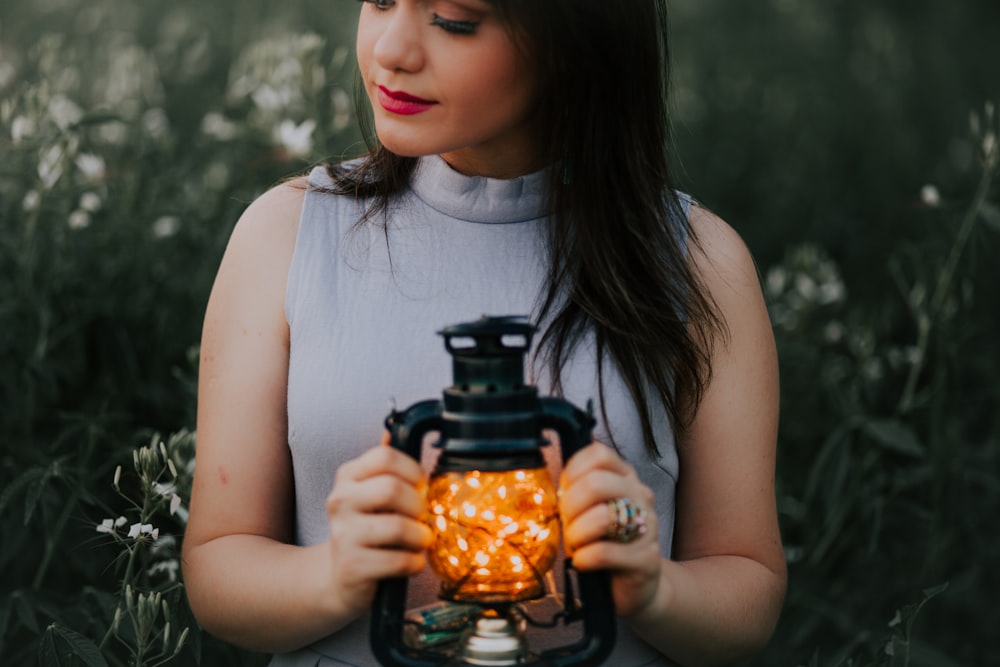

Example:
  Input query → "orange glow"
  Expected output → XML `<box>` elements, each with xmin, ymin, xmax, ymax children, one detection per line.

<box><xmin>425</xmin><ymin>466</ymin><xmax>559</xmax><ymax>603</ymax></box>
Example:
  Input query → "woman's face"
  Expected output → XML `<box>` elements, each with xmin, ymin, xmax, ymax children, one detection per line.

<box><xmin>356</xmin><ymin>0</ymin><xmax>542</xmax><ymax>178</ymax></box>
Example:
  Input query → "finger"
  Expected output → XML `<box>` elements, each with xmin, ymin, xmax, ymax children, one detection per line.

<box><xmin>569</xmin><ymin>537</ymin><xmax>660</xmax><ymax>573</ymax></box>
<box><xmin>337</xmin><ymin>443</ymin><xmax>426</xmax><ymax>487</ymax></box>
<box><xmin>336</xmin><ymin>544</ymin><xmax>428</xmax><ymax>582</ymax></box>
<box><xmin>327</xmin><ymin>472</ymin><xmax>426</xmax><ymax>518</ymax></box>
<box><xmin>564</xmin><ymin>497</ymin><xmax>658</xmax><ymax>549</ymax></box>
<box><xmin>561</xmin><ymin>441</ymin><xmax>631</xmax><ymax>487</ymax></box>
<box><xmin>563</xmin><ymin>501</ymin><xmax>616</xmax><ymax>551</ymax></box>
<box><xmin>560</xmin><ymin>468</ymin><xmax>632</xmax><ymax>522</ymax></box>
<box><xmin>349</xmin><ymin>513</ymin><xmax>433</xmax><ymax>551</ymax></box>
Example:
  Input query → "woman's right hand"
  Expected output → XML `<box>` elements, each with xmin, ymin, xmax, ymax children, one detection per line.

<box><xmin>324</xmin><ymin>435</ymin><xmax>432</xmax><ymax>616</ymax></box>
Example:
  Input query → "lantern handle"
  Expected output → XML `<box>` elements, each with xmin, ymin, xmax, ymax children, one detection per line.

<box><xmin>373</xmin><ymin>399</ymin><xmax>445</xmax><ymax>667</ymax></box>
<box><xmin>385</xmin><ymin>399</ymin><xmax>443</xmax><ymax>460</ymax></box>
<box><xmin>539</xmin><ymin>397</ymin><xmax>617</xmax><ymax>667</ymax></box>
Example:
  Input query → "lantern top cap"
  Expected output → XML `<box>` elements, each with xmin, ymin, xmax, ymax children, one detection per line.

<box><xmin>439</xmin><ymin>315</ymin><xmax>535</xmax><ymax>354</ymax></box>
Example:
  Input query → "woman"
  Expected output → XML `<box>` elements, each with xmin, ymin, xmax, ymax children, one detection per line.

<box><xmin>182</xmin><ymin>1</ymin><xmax>786</xmax><ymax>665</ymax></box>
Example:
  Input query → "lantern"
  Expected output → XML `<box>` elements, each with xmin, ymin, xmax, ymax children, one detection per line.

<box><xmin>370</xmin><ymin>316</ymin><xmax>615</xmax><ymax>667</ymax></box>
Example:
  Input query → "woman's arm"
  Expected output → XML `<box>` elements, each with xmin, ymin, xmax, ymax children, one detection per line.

<box><xmin>561</xmin><ymin>206</ymin><xmax>785</xmax><ymax>666</ymax></box>
<box><xmin>181</xmin><ymin>181</ymin><xmax>431</xmax><ymax>653</ymax></box>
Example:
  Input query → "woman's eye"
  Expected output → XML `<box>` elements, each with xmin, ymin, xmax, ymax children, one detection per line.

<box><xmin>358</xmin><ymin>0</ymin><xmax>394</xmax><ymax>9</ymax></box>
<box><xmin>431</xmin><ymin>13</ymin><xmax>478</xmax><ymax>35</ymax></box>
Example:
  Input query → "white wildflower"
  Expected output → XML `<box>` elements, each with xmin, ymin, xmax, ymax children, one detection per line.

<box><xmin>68</xmin><ymin>209</ymin><xmax>91</xmax><ymax>230</ymax></box>
<box><xmin>97</xmin><ymin>519</ymin><xmax>116</xmax><ymax>534</ymax></box>
<box><xmin>984</xmin><ymin>132</ymin><xmax>997</xmax><ymax>166</ymax></box>
<box><xmin>0</xmin><ymin>62</ymin><xmax>15</xmax><ymax>89</ymax></box>
<box><xmin>765</xmin><ymin>266</ymin><xmax>787</xmax><ymax>298</ymax></box>
<box><xmin>200</xmin><ymin>111</ymin><xmax>238</xmax><ymax>141</ymax></box>
<box><xmin>920</xmin><ymin>184</ymin><xmax>940</xmax><ymax>208</ymax></box>
<box><xmin>152</xmin><ymin>215</ymin><xmax>180</xmax><ymax>239</ymax></box>
<box><xmin>151</xmin><ymin>534</ymin><xmax>177</xmax><ymax>555</ymax></box>
<box><xmin>97</xmin><ymin>121</ymin><xmax>128</xmax><ymax>146</ymax></box>
<box><xmin>47</xmin><ymin>94</ymin><xmax>84</xmax><ymax>130</ymax></box>
<box><xmin>79</xmin><ymin>191</ymin><xmax>101</xmax><ymax>212</ymax></box>
<box><xmin>38</xmin><ymin>144</ymin><xmax>66</xmax><ymax>189</ymax></box>
<box><xmin>153</xmin><ymin>480</ymin><xmax>185</xmax><ymax>517</ymax></box>
<box><xmin>148</xmin><ymin>559</ymin><xmax>180</xmax><ymax>582</ymax></box>
<box><xmin>794</xmin><ymin>273</ymin><xmax>818</xmax><ymax>301</ymax></box>
<box><xmin>817</xmin><ymin>279</ymin><xmax>846</xmax><ymax>305</ymax></box>
<box><xmin>22</xmin><ymin>190</ymin><xmax>40</xmax><ymax>212</ymax></box>
<box><xmin>252</xmin><ymin>84</ymin><xmax>293</xmax><ymax>113</ymax></box>
<box><xmin>142</xmin><ymin>107</ymin><xmax>170</xmax><ymax>140</ymax></box>
<box><xmin>115</xmin><ymin>516</ymin><xmax>128</xmax><ymax>527</ymax></box>
<box><xmin>274</xmin><ymin>118</ymin><xmax>315</xmax><ymax>158</ymax></box>
<box><xmin>75</xmin><ymin>153</ymin><xmax>106</xmax><ymax>181</ymax></box>
<box><xmin>11</xmin><ymin>115</ymin><xmax>34</xmax><ymax>144</ymax></box>
<box><xmin>129</xmin><ymin>523</ymin><xmax>158</xmax><ymax>540</ymax></box>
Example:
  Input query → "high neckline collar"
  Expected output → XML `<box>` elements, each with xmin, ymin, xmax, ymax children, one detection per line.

<box><xmin>408</xmin><ymin>155</ymin><xmax>548</xmax><ymax>224</ymax></box>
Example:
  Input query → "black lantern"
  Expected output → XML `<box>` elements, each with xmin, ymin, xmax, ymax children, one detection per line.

<box><xmin>370</xmin><ymin>316</ymin><xmax>615</xmax><ymax>667</ymax></box>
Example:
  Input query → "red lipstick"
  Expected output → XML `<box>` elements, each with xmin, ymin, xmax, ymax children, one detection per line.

<box><xmin>377</xmin><ymin>86</ymin><xmax>437</xmax><ymax>115</ymax></box>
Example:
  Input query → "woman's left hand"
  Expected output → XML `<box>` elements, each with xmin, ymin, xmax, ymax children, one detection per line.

<box><xmin>559</xmin><ymin>441</ymin><xmax>665</xmax><ymax>619</ymax></box>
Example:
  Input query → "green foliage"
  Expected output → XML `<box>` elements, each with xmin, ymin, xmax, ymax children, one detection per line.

<box><xmin>1</xmin><ymin>0</ymin><xmax>998</xmax><ymax>665</ymax></box>
<box><xmin>748</xmin><ymin>100</ymin><xmax>1000</xmax><ymax>667</ymax></box>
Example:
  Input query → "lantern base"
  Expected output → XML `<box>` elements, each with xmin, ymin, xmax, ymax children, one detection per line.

<box><xmin>457</xmin><ymin>608</ymin><xmax>528</xmax><ymax>666</ymax></box>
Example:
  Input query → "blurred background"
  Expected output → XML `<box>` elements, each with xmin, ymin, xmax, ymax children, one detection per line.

<box><xmin>1</xmin><ymin>0</ymin><xmax>998</xmax><ymax>665</ymax></box>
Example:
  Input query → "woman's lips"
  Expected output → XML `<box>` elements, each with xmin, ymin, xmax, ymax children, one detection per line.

<box><xmin>376</xmin><ymin>86</ymin><xmax>437</xmax><ymax>115</ymax></box>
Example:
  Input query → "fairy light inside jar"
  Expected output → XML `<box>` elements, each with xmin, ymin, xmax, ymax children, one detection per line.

<box><xmin>425</xmin><ymin>466</ymin><xmax>559</xmax><ymax>603</ymax></box>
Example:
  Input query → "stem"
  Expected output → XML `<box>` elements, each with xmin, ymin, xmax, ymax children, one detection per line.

<box><xmin>100</xmin><ymin>457</ymin><xmax>167</xmax><ymax>651</ymax></box>
<box><xmin>898</xmin><ymin>160</ymin><xmax>997</xmax><ymax>413</ymax></box>
<box><xmin>33</xmin><ymin>430</ymin><xmax>96</xmax><ymax>588</ymax></box>
<box><xmin>32</xmin><ymin>491</ymin><xmax>79</xmax><ymax>589</ymax></box>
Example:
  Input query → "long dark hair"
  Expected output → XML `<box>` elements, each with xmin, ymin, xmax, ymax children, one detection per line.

<box><xmin>329</xmin><ymin>0</ymin><xmax>724</xmax><ymax>456</ymax></box>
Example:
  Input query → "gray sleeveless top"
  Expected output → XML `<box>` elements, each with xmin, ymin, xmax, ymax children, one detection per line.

<box><xmin>276</xmin><ymin>155</ymin><xmax>685</xmax><ymax>667</ymax></box>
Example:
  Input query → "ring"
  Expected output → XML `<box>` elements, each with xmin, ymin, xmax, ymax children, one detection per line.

<box><xmin>605</xmin><ymin>497</ymin><xmax>647</xmax><ymax>543</ymax></box>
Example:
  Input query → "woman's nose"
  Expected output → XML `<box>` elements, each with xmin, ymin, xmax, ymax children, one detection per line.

<box><xmin>373</xmin><ymin>8</ymin><xmax>425</xmax><ymax>73</ymax></box>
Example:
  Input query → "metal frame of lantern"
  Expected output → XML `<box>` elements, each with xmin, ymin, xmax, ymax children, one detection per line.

<box><xmin>370</xmin><ymin>316</ymin><xmax>616</xmax><ymax>667</ymax></box>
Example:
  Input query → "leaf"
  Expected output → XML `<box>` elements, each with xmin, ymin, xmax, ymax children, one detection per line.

<box><xmin>804</xmin><ymin>425</ymin><xmax>851</xmax><ymax>503</ymax></box>
<box><xmin>24</xmin><ymin>466</ymin><xmax>56</xmax><ymax>525</ymax></box>
<box><xmin>0</xmin><ymin>467</ymin><xmax>43</xmax><ymax>515</ymax></box>
<box><xmin>38</xmin><ymin>625</ymin><xmax>62</xmax><ymax>667</ymax></box>
<box><xmin>861</xmin><ymin>419</ymin><xmax>924</xmax><ymax>458</ymax></box>
<box><xmin>980</xmin><ymin>201</ymin><xmax>1000</xmax><ymax>233</ymax></box>
<box><xmin>12</xmin><ymin>591</ymin><xmax>39</xmax><ymax>634</ymax></box>
<box><xmin>53</xmin><ymin>624</ymin><xmax>110</xmax><ymax>667</ymax></box>
<box><xmin>894</xmin><ymin>582</ymin><xmax>950</xmax><ymax>640</ymax></box>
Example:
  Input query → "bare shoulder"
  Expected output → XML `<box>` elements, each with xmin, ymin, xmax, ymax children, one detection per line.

<box><xmin>686</xmin><ymin>203</ymin><xmax>761</xmax><ymax>297</ymax></box>
<box><xmin>226</xmin><ymin>175</ymin><xmax>309</xmax><ymax>256</ymax></box>
<box><xmin>210</xmin><ymin>175</ymin><xmax>311</xmax><ymax>307</ymax></box>
<box><xmin>203</xmin><ymin>174</ymin><xmax>311</xmax><ymax>351</ymax></box>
